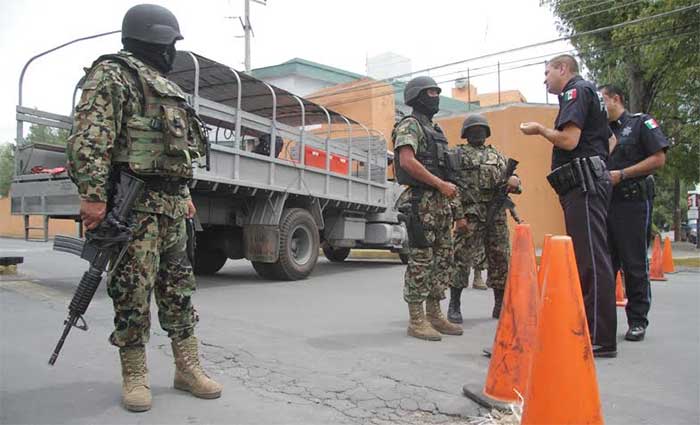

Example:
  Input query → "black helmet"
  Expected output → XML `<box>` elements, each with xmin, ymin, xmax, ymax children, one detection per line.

<box><xmin>461</xmin><ymin>114</ymin><xmax>491</xmax><ymax>139</ymax></box>
<box><xmin>122</xmin><ymin>4</ymin><xmax>183</xmax><ymax>45</ymax></box>
<box><xmin>404</xmin><ymin>76</ymin><xmax>441</xmax><ymax>107</ymax></box>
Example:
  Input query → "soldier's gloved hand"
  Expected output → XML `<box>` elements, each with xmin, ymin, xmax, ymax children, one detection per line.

<box><xmin>507</xmin><ymin>176</ymin><xmax>521</xmax><ymax>193</ymax></box>
<box><xmin>439</xmin><ymin>181</ymin><xmax>458</xmax><ymax>198</ymax></box>
<box><xmin>80</xmin><ymin>200</ymin><xmax>106</xmax><ymax>230</ymax></box>
<box><xmin>186</xmin><ymin>199</ymin><xmax>197</xmax><ymax>219</ymax></box>
<box><xmin>455</xmin><ymin>217</ymin><xmax>468</xmax><ymax>234</ymax></box>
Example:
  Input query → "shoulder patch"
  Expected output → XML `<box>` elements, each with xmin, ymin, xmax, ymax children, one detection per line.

<box><xmin>644</xmin><ymin>118</ymin><xmax>659</xmax><ymax>130</ymax></box>
<box><xmin>563</xmin><ymin>88</ymin><xmax>577</xmax><ymax>102</ymax></box>
<box><xmin>395</xmin><ymin>117</ymin><xmax>421</xmax><ymax>133</ymax></box>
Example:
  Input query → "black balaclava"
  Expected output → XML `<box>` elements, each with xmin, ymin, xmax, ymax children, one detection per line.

<box><xmin>412</xmin><ymin>90</ymin><xmax>440</xmax><ymax>119</ymax></box>
<box><xmin>123</xmin><ymin>38</ymin><xmax>177</xmax><ymax>74</ymax></box>
<box><xmin>465</xmin><ymin>126</ymin><xmax>488</xmax><ymax>147</ymax></box>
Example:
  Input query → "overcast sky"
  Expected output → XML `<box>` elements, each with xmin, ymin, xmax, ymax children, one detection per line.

<box><xmin>0</xmin><ymin>0</ymin><xmax>575</xmax><ymax>144</ymax></box>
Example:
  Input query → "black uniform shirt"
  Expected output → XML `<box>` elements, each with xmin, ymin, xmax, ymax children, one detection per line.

<box><xmin>551</xmin><ymin>75</ymin><xmax>611</xmax><ymax>169</ymax></box>
<box><xmin>608</xmin><ymin>111</ymin><xmax>669</xmax><ymax>172</ymax></box>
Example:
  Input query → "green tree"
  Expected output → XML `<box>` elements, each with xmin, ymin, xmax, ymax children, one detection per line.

<box><xmin>543</xmin><ymin>0</ymin><xmax>700</xmax><ymax>236</ymax></box>
<box><xmin>24</xmin><ymin>124</ymin><xmax>70</xmax><ymax>146</ymax></box>
<box><xmin>0</xmin><ymin>143</ymin><xmax>15</xmax><ymax>197</ymax></box>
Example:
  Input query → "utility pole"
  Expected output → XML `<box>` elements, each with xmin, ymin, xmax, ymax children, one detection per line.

<box><xmin>244</xmin><ymin>0</ymin><xmax>251</xmax><ymax>72</ymax></box>
<box><xmin>227</xmin><ymin>0</ymin><xmax>266</xmax><ymax>73</ymax></box>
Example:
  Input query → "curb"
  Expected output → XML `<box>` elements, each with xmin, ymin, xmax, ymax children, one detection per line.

<box><xmin>317</xmin><ymin>249</ymin><xmax>403</xmax><ymax>260</ymax></box>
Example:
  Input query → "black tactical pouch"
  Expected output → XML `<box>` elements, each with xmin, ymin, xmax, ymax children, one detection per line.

<box><xmin>615</xmin><ymin>176</ymin><xmax>654</xmax><ymax>201</ymax></box>
<box><xmin>445</xmin><ymin>150</ymin><xmax>462</xmax><ymax>174</ymax></box>
<box><xmin>398</xmin><ymin>190</ymin><xmax>431</xmax><ymax>249</ymax></box>
<box><xmin>547</xmin><ymin>163</ymin><xmax>579</xmax><ymax>196</ymax></box>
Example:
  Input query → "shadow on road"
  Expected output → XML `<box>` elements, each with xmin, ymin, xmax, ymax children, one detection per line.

<box><xmin>196</xmin><ymin>259</ymin><xmax>404</xmax><ymax>289</ymax></box>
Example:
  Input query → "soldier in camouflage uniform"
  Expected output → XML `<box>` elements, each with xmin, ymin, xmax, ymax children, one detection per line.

<box><xmin>393</xmin><ymin>76</ymin><xmax>466</xmax><ymax>341</ymax></box>
<box><xmin>66</xmin><ymin>4</ymin><xmax>222</xmax><ymax>412</ymax></box>
<box><xmin>448</xmin><ymin>114</ymin><xmax>522</xmax><ymax>323</ymax></box>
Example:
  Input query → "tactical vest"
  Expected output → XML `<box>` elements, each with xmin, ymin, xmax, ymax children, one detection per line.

<box><xmin>393</xmin><ymin>116</ymin><xmax>448</xmax><ymax>188</ymax></box>
<box><xmin>457</xmin><ymin>144</ymin><xmax>505</xmax><ymax>203</ymax></box>
<box><xmin>90</xmin><ymin>52</ymin><xmax>206</xmax><ymax>179</ymax></box>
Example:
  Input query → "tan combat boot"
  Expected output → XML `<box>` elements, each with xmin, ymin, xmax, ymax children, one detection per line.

<box><xmin>407</xmin><ymin>302</ymin><xmax>442</xmax><ymax>341</ymax></box>
<box><xmin>118</xmin><ymin>345</ymin><xmax>152</xmax><ymax>412</ymax></box>
<box><xmin>426</xmin><ymin>297</ymin><xmax>464</xmax><ymax>335</ymax></box>
<box><xmin>472</xmin><ymin>269</ymin><xmax>488</xmax><ymax>290</ymax></box>
<box><xmin>171</xmin><ymin>336</ymin><xmax>223</xmax><ymax>399</ymax></box>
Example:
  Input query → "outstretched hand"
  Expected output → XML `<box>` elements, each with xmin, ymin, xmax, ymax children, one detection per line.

<box><xmin>519</xmin><ymin>122</ymin><xmax>542</xmax><ymax>136</ymax></box>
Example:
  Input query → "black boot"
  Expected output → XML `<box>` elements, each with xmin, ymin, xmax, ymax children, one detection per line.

<box><xmin>492</xmin><ymin>288</ymin><xmax>504</xmax><ymax>319</ymax></box>
<box><xmin>448</xmin><ymin>287</ymin><xmax>463</xmax><ymax>324</ymax></box>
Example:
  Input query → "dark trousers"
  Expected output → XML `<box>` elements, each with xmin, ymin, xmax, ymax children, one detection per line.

<box><xmin>608</xmin><ymin>197</ymin><xmax>652</xmax><ymax>328</ymax></box>
<box><xmin>559</xmin><ymin>175</ymin><xmax>617</xmax><ymax>348</ymax></box>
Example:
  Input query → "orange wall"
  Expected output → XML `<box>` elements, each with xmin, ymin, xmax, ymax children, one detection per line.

<box><xmin>309</xmin><ymin>78</ymin><xmax>396</xmax><ymax>150</ymax></box>
<box><xmin>452</xmin><ymin>84</ymin><xmax>527</xmax><ymax>107</ymax></box>
<box><xmin>436</xmin><ymin>104</ymin><xmax>566</xmax><ymax>247</ymax></box>
<box><xmin>0</xmin><ymin>197</ymin><xmax>78</xmax><ymax>239</ymax></box>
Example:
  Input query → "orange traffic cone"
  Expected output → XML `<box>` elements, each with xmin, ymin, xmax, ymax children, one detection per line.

<box><xmin>537</xmin><ymin>234</ymin><xmax>552</xmax><ymax>299</ymax></box>
<box><xmin>649</xmin><ymin>234</ymin><xmax>667</xmax><ymax>281</ymax></box>
<box><xmin>482</xmin><ymin>224</ymin><xmax>539</xmax><ymax>403</ymax></box>
<box><xmin>615</xmin><ymin>271</ymin><xmax>627</xmax><ymax>307</ymax></box>
<box><xmin>521</xmin><ymin>236</ymin><xmax>603</xmax><ymax>425</ymax></box>
<box><xmin>662</xmin><ymin>236</ymin><xmax>676</xmax><ymax>274</ymax></box>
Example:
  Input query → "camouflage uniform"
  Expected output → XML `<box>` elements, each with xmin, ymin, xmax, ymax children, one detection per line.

<box><xmin>394</xmin><ymin>118</ymin><xmax>463</xmax><ymax>303</ymax></box>
<box><xmin>67</xmin><ymin>51</ymin><xmax>205</xmax><ymax>347</ymax></box>
<box><xmin>452</xmin><ymin>144</ymin><xmax>517</xmax><ymax>290</ymax></box>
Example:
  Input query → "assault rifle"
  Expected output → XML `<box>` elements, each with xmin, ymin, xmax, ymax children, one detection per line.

<box><xmin>49</xmin><ymin>172</ymin><xmax>144</xmax><ymax>365</ymax></box>
<box><xmin>485</xmin><ymin>158</ymin><xmax>522</xmax><ymax>228</ymax></box>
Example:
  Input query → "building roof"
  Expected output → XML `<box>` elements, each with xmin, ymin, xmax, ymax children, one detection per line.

<box><xmin>252</xmin><ymin>58</ymin><xmax>365</xmax><ymax>85</ymax></box>
<box><xmin>252</xmin><ymin>58</ymin><xmax>476</xmax><ymax>116</ymax></box>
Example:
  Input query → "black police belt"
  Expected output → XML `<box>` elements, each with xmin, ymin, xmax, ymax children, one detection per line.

<box><xmin>142</xmin><ymin>177</ymin><xmax>189</xmax><ymax>195</ymax></box>
<box><xmin>547</xmin><ymin>156</ymin><xmax>606</xmax><ymax>196</ymax></box>
<box><xmin>613</xmin><ymin>175</ymin><xmax>655</xmax><ymax>202</ymax></box>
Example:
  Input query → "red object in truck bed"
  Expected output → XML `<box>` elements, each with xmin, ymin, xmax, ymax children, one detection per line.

<box><xmin>304</xmin><ymin>146</ymin><xmax>349</xmax><ymax>175</ymax></box>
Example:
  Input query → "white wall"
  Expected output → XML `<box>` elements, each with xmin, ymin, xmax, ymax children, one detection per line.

<box><xmin>262</xmin><ymin>75</ymin><xmax>336</xmax><ymax>97</ymax></box>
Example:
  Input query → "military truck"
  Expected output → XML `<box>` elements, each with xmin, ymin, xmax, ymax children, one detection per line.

<box><xmin>11</xmin><ymin>35</ymin><xmax>408</xmax><ymax>280</ymax></box>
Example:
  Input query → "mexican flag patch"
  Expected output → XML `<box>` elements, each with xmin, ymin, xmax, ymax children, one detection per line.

<box><xmin>644</xmin><ymin>118</ymin><xmax>659</xmax><ymax>129</ymax></box>
<box><xmin>563</xmin><ymin>88</ymin><xmax>577</xmax><ymax>101</ymax></box>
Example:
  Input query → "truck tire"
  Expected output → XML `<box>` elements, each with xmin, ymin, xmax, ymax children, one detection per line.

<box><xmin>269</xmin><ymin>208</ymin><xmax>319</xmax><ymax>280</ymax></box>
<box><xmin>194</xmin><ymin>248</ymin><xmax>227</xmax><ymax>275</ymax></box>
<box><xmin>399</xmin><ymin>253</ymin><xmax>409</xmax><ymax>264</ymax></box>
<box><xmin>322</xmin><ymin>245</ymin><xmax>351</xmax><ymax>262</ymax></box>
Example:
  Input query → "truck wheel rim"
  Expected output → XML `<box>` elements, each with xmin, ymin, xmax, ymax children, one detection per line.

<box><xmin>289</xmin><ymin>225</ymin><xmax>312</xmax><ymax>265</ymax></box>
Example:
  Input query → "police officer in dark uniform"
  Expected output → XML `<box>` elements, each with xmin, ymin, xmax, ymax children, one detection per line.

<box><xmin>600</xmin><ymin>84</ymin><xmax>668</xmax><ymax>342</ymax></box>
<box><xmin>520</xmin><ymin>54</ymin><xmax>617</xmax><ymax>358</ymax></box>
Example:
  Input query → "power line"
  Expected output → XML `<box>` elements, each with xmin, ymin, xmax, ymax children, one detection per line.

<box><xmin>305</xmin><ymin>4</ymin><xmax>699</xmax><ymax>101</ymax></box>
<box><xmin>305</xmin><ymin>17</ymin><xmax>698</xmax><ymax>104</ymax></box>
<box><xmin>551</xmin><ymin>0</ymin><xmax>619</xmax><ymax>15</ymax></box>
<box><xmin>316</xmin><ymin>27</ymin><xmax>698</xmax><ymax>111</ymax></box>
<box><xmin>567</xmin><ymin>0</ymin><xmax>646</xmax><ymax>23</ymax></box>
<box><xmin>431</xmin><ymin>19</ymin><xmax>698</xmax><ymax>82</ymax></box>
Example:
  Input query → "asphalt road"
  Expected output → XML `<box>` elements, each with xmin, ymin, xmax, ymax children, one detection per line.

<box><xmin>1</xmin><ymin>237</ymin><xmax>698</xmax><ymax>425</ymax></box>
